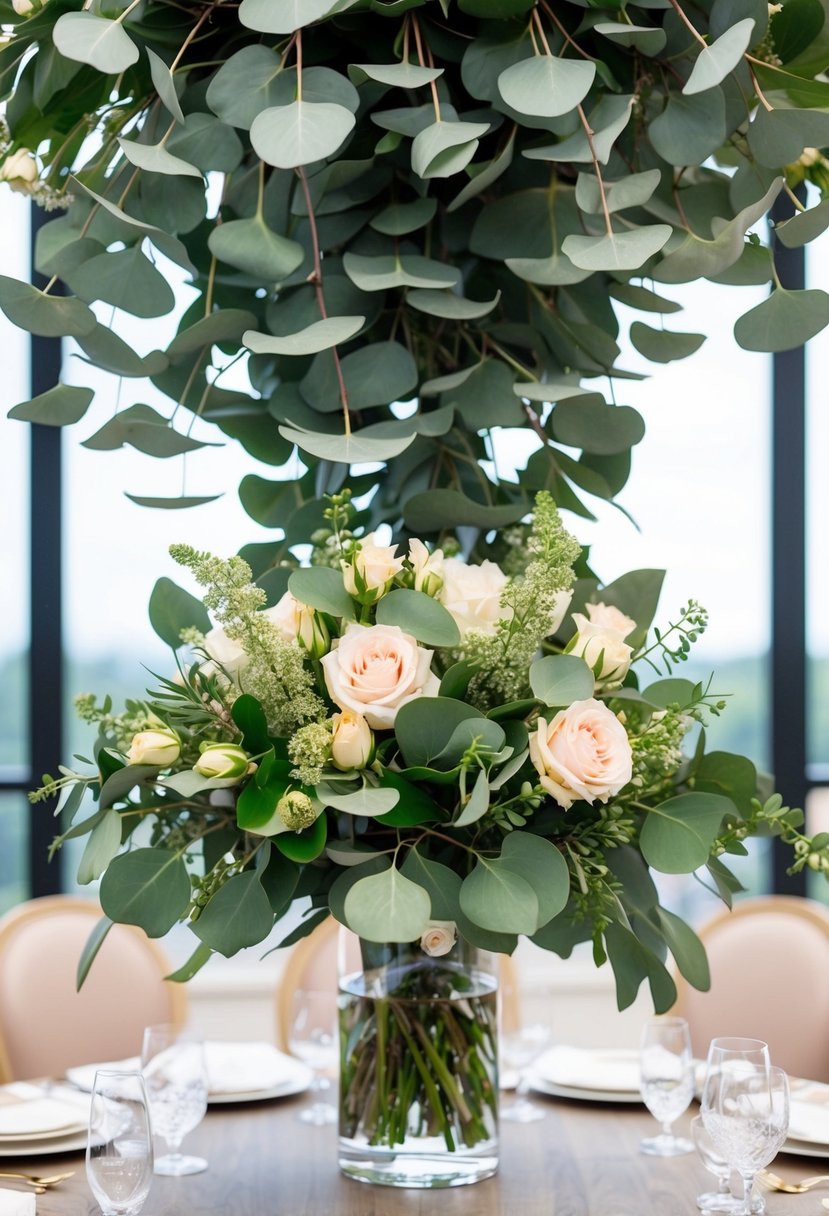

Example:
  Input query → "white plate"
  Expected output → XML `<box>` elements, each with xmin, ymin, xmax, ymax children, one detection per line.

<box><xmin>528</xmin><ymin>1074</ymin><xmax>643</xmax><ymax>1105</ymax></box>
<box><xmin>0</xmin><ymin>1130</ymin><xmax>89</xmax><ymax>1158</ymax></box>
<box><xmin>779</xmin><ymin>1138</ymin><xmax>829</xmax><ymax>1160</ymax></box>
<box><xmin>207</xmin><ymin>1074</ymin><xmax>311</xmax><ymax>1104</ymax></box>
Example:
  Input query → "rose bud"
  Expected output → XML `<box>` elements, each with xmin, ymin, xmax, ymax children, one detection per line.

<box><xmin>127</xmin><ymin>727</ymin><xmax>181</xmax><ymax>768</ymax></box>
<box><xmin>331</xmin><ymin>710</ymin><xmax>373</xmax><ymax>771</ymax></box>
<box><xmin>194</xmin><ymin>742</ymin><xmax>251</xmax><ymax>786</ymax></box>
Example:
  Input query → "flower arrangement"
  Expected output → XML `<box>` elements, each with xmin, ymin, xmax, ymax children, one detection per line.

<box><xmin>38</xmin><ymin>490</ymin><xmax>826</xmax><ymax>1005</ymax></box>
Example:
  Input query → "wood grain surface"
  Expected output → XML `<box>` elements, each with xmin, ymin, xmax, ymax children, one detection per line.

<box><xmin>4</xmin><ymin>1093</ymin><xmax>810</xmax><ymax>1215</ymax></box>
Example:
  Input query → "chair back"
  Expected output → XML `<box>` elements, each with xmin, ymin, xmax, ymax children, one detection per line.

<box><xmin>0</xmin><ymin>896</ymin><xmax>187</xmax><ymax>1082</ymax></box>
<box><xmin>672</xmin><ymin>895</ymin><xmax>829</xmax><ymax>1082</ymax></box>
<box><xmin>275</xmin><ymin>916</ymin><xmax>520</xmax><ymax>1051</ymax></box>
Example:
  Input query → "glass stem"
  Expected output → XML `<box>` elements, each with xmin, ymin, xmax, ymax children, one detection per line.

<box><xmin>718</xmin><ymin>1174</ymin><xmax>732</xmax><ymax>1195</ymax></box>
<box><xmin>661</xmin><ymin>1121</ymin><xmax>673</xmax><ymax>1138</ymax></box>
<box><xmin>741</xmin><ymin>1172</ymin><xmax>756</xmax><ymax>1216</ymax></box>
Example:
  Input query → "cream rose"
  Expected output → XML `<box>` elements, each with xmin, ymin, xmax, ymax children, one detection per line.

<box><xmin>321</xmin><ymin>623</ymin><xmax>440</xmax><ymax>730</ymax></box>
<box><xmin>420</xmin><ymin>921</ymin><xmax>456</xmax><ymax>957</ymax></box>
<box><xmin>127</xmin><ymin>727</ymin><xmax>180</xmax><ymax>768</ymax></box>
<box><xmin>585</xmin><ymin>602</ymin><xmax>636</xmax><ymax>638</ymax></box>
<box><xmin>342</xmin><ymin>534</ymin><xmax>405</xmax><ymax>603</ymax></box>
<box><xmin>203</xmin><ymin>625</ymin><xmax>248</xmax><ymax>677</ymax></box>
<box><xmin>263</xmin><ymin>590</ymin><xmax>304</xmax><ymax>642</ymax></box>
<box><xmin>408</xmin><ymin>539</ymin><xmax>444</xmax><ymax>597</ymax></box>
<box><xmin>331</xmin><ymin>709</ymin><xmax>373</xmax><ymax>770</ymax></box>
<box><xmin>439</xmin><ymin>557</ymin><xmax>509</xmax><ymax>638</ymax></box>
<box><xmin>529</xmin><ymin>698</ymin><xmax>632</xmax><ymax>810</ymax></box>
<box><xmin>569</xmin><ymin>613</ymin><xmax>634</xmax><ymax>685</ymax></box>
<box><xmin>549</xmin><ymin>588</ymin><xmax>574</xmax><ymax>635</ymax></box>
<box><xmin>0</xmin><ymin>148</ymin><xmax>37</xmax><ymax>193</ymax></box>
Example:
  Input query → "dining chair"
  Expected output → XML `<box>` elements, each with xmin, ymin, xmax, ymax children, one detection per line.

<box><xmin>0</xmin><ymin>895</ymin><xmax>187</xmax><ymax>1083</ymax></box>
<box><xmin>672</xmin><ymin>895</ymin><xmax>829</xmax><ymax>1082</ymax></box>
<box><xmin>274</xmin><ymin>915</ymin><xmax>520</xmax><ymax>1051</ymax></box>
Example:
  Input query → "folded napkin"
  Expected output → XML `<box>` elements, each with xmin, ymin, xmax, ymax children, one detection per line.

<box><xmin>67</xmin><ymin>1043</ymin><xmax>310</xmax><ymax>1098</ymax></box>
<box><xmin>0</xmin><ymin>1189</ymin><xmax>36</xmax><ymax>1215</ymax></box>
<box><xmin>203</xmin><ymin>1042</ymin><xmax>308</xmax><ymax>1095</ymax></box>
<box><xmin>0</xmin><ymin>1084</ymin><xmax>88</xmax><ymax>1138</ymax></box>
<box><xmin>534</xmin><ymin>1046</ymin><xmax>641</xmax><ymax>1093</ymax></box>
<box><xmin>787</xmin><ymin>1098</ymin><xmax>829</xmax><ymax>1146</ymax></box>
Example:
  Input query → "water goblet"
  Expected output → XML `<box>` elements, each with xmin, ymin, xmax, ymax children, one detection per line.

<box><xmin>639</xmin><ymin>1015</ymin><xmax>695</xmax><ymax>1156</ymax></box>
<box><xmin>87</xmin><ymin>1070</ymin><xmax>154</xmax><ymax>1216</ymax></box>
<box><xmin>500</xmin><ymin>1025</ymin><xmax>551</xmax><ymax>1123</ymax></box>
<box><xmin>701</xmin><ymin>1063</ymin><xmax>789</xmax><ymax>1216</ymax></box>
<box><xmin>141</xmin><ymin>1024</ymin><xmax>208</xmax><ymax>1175</ymax></box>
<box><xmin>289</xmin><ymin>989</ymin><xmax>338</xmax><ymax>1126</ymax></box>
<box><xmin>707</xmin><ymin>1038</ymin><xmax>770</xmax><ymax>1072</ymax></box>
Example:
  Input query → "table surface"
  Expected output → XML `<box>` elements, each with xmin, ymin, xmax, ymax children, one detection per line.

<box><xmin>5</xmin><ymin>1091</ymin><xmax>812</xmax><ymax>1216</ymax></box>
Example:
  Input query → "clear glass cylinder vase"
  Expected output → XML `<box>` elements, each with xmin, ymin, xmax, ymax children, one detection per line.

<box><xmin>337</xmin><ymin>931</ymin><xmax>499</xmax><ymax>1188</ymax></box>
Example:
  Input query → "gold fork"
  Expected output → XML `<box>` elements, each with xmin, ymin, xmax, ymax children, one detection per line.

<box><xmin>758</xmin><ymin>1169</ymin><xmax>829</xmax><ymax>1194</ymax></box>
<box><xmin>0</xmin><ymin>1169</ymin><xmax>75</xmax><ymax>1190</ymax></box>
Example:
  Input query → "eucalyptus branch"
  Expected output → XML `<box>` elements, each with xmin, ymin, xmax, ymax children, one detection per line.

<box><xmin>577</xmin><ymin>103</ymin><xmax>613</xmax><ymax>238</ymax></box>
<box><xmin>412</xmin><ymin>14</ymin><xmax>441</xmax><ymax>122</ymax></box>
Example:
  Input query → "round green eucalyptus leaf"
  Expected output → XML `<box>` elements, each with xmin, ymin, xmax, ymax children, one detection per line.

<box><xmin>639</xmin><ymin>793</ymin><xmax>735</xmax><ymax>874</ymax></box>
<box><xmin>406</xmin><ymin>289</ymin><xmax>500</xmax><ymax>320</ymax></box>
<box><xmin>317</xmin><ymin>784</ymin><xmax>400</xmax><ymax>817</ymax></box>
<box><xmin>594</xmin><ymin>21</ymin><xmax>667</xmax><ymax>53</ymax></box>
<box><xmin>244</xmin><ymin>316</ymin><xmax>365</xmax><ymax>356</ymax></box>
<box><xmin>411</xmin><ymin>120</ymin><xmax>489</xmax><ymax>179</ymax></box>
<box><xmin>608</xmin><ymin>284</ymin><xmax>682</xmax><ymax>314</ymax></box>
<box><xmin>208</xmin><ymin>215</ymin><xmax>305</xmax><ymax>283</ymax></box>
<box><xmin>371</xmin><ymin>197</ymin><xmax>437</xmax><ymax>236</ymax></box>
<box><xmin>8</xmin><ymin>383</ymin><xmax>93</xmax><ymax>426</ymax></box>
<box><xmin>167</xmin><ymin>310</ymin><xmax>258</xmax><ymax>358</ymax></box>
<box><xmin>301</xmin><ymin>340</ymin><xmax>418</xmax><ymax>412</ymax></box>
<box><xmin>499</xmin><ymin>832</ymin><xmax>570</xmax><ymax>929</ymax></box>
<box><xmin>683</xmin><ymin>18</ymin><xmax>756</xmax><ymax>96</ymax></box>
<box><xmin>529</xmin><ymin>654</ymin><xmax>594</xmax><ymax>708</ymax></box>
<box><xmin>505</xmin><ymin>253</ymin><xmax>590</xmax><ymax>287</ymax></box>
<box><xmin>403</xmin><ymin>489</ymin><xmax>526</xmax><ymax>532</ymax></box>
<box><xmin>575</xmin><ymin>169</ymin><xmax>662</xmax><ymax>216</ymax></box>
<box><xmin>523</xmin><ymin>95</ymin><xmax>634</xmax><ymax>165</ymax></box>
<box><xmin>206</xmin><ymin>45</ymin><xmax>285</xmax><ymax>130</ymax></box>
<box><xmin>100</xmin><ymin>848</ymin><xmax>191</xmax><ymax>938</ymax></box>
<box><xmin>117</xmin><ymin>137</ymin><xmax>202</xmax><ymax>179</ymax></box>
<box><xmin>167</xmin><ymin>114</ymin><xmax>244</xmax><ymax>173</ymax></box>
<box><xmin>149</xmin><ymin>576</ymin><xmax>212</xmax><ymax>649</ymax></box>
<box><xmin>629</xmin><ymin>322</ymin><xmax>706</xmax><ymax>363</ymax></box>
<box><xmin>349</xmin><ymin>62</ymin><xmax>443</xmax><ymax>88</ymax></box>
<box><xmin>733</xmin><ymin>287</ymin><xmax>829</xmax><ymax>352</ymax></box>
<box><xmin>76</xmin><ymin>326</ymin><xmax>168</xmax><ymax>379</ymax></box>
<box><xmin>775</xmin><ymin>199</ymin><xmax>829</xmax><ymax>249</ymax></box>
<box><xmin>459</xmin><ymin>858</ymin><xmax>539</xmax><ymax>936</ymax></box>
<box><xmin>343</xmin><ymin>867</ymin><xmax>431</xmax><ymax>942</ymax></box>
<box><xmin>394</xmin><ymin>698</ymin><xmax>486</xmax><ymax>770</ymax></box>
<box><xmin>77</xmin><ymin>810</ymin><xmax>123</xmax><ymax>886</ymax></box>
<box><xmin>146</xmin><ymin>47</ymin><xmax>185</xmax><ymax>125</ymax></box>
<box><xmin>497</xmin><ymin>55</ymin><xmax>595</xmax><ymax>119</ymax></box>
<box><xmin>192</xmin><ymin>872</ymin><xmax>274</xmax><ymax>957</ymax></box>
<box><xmin>562</xmin><ymin>226</ymin><xmax>672</xmax><ymax>273</ymax></box>
<box><xmin>125</xmin><ymin>494</ymin><xmax>223</xmax><ymax>509</ymax></box>
<box><xmin>0</xmin><ymin>275</ymin><xmax>96</xmax><ymax>338</ymax></box>
<box><xmin>747</xmin><ymin>106</ymin><xmax>829</xmax><ymax>169</ymax></box>
<box><xmin>649</xmin><ymin>87</ymin><xmax>727</xmax><ymax>166</ymax></box>
<box><xmin>279</xmin><ymin>425</ymin><xmax>416</xmax><ymax>464</ymax></box>
<box><xmin>251</xmin><ymin>101</ymin><xmax>355</xmax><ymax>169</ymax></box>
<box><xmin>376</xmin><ymin>588</ymin><xmax>461</xmax><ymax>647</ymax></box>
<box><xmin>273</xmin><ymin>813</ymin><xmax>328</xmax><ymax>862</ymax></box>
<box><xmin>552</xmin><ymin>399</ymin><xmax>645</xmax><ymax>454</ymax></box>
<box><xmin>343</xmin><ymin>252</ymin><xmax>460</xmax><ymax>291</ymax></box>
<box><xmin>52</xmin><ymin>12</ymin><xmax>138</xmax><ymax>73</ymax></box>
<box><xmin>289</xmin><ymin>566</ymin><xmax>354</xmax><ymax>617</ymax></box>
<box><xmin>239</xmin><ymin>0</ymin><xmax>346</xmax><ymax>33</ymax></box>
<box><xmin>68</xmin><ymin>246</ymin><xmax>176</xmax><ymax>320</ymax></box>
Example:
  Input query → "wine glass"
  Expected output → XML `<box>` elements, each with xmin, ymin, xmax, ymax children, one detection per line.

<box><xmin>500</xmin><ymin>1025</ymin><xmax>551</xmax><ymax>1123</ymax></box>
<box><xmin>638</xmin><ymin>1016</ymin><xmax>695</xmax><ymax>1155</ymax></box>
<box><xmin>701</xmin><ymin>1063</ymin><xmax>789</xmax><ymax>1216</ymax></box>
<box><xmin>87</xmin><ymin>1070</ymin><xmax>154</xmax><ymax>1216</ymax></box>
<box><xmin>691</xmin><ymin>1116</ymin><xmax>765</xmax><ymax>1215</ymax></box>
<box><xmin>289</xmin><ymin>989</ymin><xmax>338</xmax><ymax>1126</ymax></box>
<box><xmin>141</xmin><ymin>1024</ymin><xmax>208</xmax><ymax>1175</ymax></box>
<box><xmin>707</xmin><ymin>1037</ymin><xmax>770</xmax><ymax>1072</ymax></box>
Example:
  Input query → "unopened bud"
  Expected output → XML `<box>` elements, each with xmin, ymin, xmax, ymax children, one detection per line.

<box><xmin>277</xmin><ymin>790</ymin><xmax>318</xmax><ymax>831</ymax></box>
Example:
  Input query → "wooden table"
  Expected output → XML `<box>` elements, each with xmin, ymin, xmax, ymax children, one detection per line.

<box><xmin>10</xmin><ymin>1093</ymin><xmax>810</xmax><ymax>1215</ymax></box>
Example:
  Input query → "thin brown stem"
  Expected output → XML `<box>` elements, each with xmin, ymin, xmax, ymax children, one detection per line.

<box><xmin>666</xmin><ymin>0</ymin><xmax>707</xmax><ymax>48</ymax></box>
<box><xmin>412</xmin><ymin>14</ymin><xmax>440</xmax><ymax>121</ymax></box>
<box><xmin>296</xmin><ymin>165</ymin><xmax>352</xmax><ymax>436</ymax></box>
<box><xmin>531</xmin><ymin>8</ymin><xmax>554</xmax><ymax>57</ymax></box>
<box><xmin>171</xmin><ymin>0</ymin><xmax>224</xmax><ymax>71</ymax></box>
<box><xmin>747</xmin><ymin>61</ymin><xmax>773</xmax><ymax>112</ymax></box>
<box><xmin>522</xmin><ymin>402</ymin><xmax>551</xmax><ymax>448</ymax></box>
<box><xmin>539</xmin><ymin>0</ymin><xmax>593</xmax><ymax>60</ymax></box>
<box><xmin>782</xmin><ymin>181</ymin><xmax>806</xmax><ymax>213</ymax></box>
<box><xmin>577</xmin><ymin>104</ymin><xmax>613</xmax><ymax>237</ymax></box>
<box><xmin>296</xmin><ymin>28</ymin><xmax>303</xmax><ymax>101</ymax></box>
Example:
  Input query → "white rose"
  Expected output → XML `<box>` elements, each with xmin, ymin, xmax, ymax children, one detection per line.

<box><xmin>0</xmin><ymin>148</ymin><xmax>37</xmax><ymax>193</ymax></box>
<box><xmin>127</xmin><ymin>728</ymin><xmax>180</xmax><ymax>767</ymax></box>
<box><xmin>11</xmin><ymin>0</ymin><xmax>35</xmax><ymax>15</ymax></box>
<box><xmin>331</xmin><ymin>710</ymin><xmax>373</xmax><ymax>770</ymax></box>
<box><xmin>549</xmin><ymin>588</ymin><xmax>574</xmax><ymax>635</ymax></box>
<box><xmin>408</xmin><ymin>539</ymin><xmax>444</xmax><ymax>597</ymax></box>
<box><xmin>569</xmin><ymin>613</ymin><xmax>634</xmax><ymax>684</ymax></box>
<box><xmin>202</xmin><ymin>625</ymin><xmax>249</xmax><ymax>677</ymax></box>
<box><xmin>321</xmin><ymin>623</ymin><xmax>440</xmax><ymax>730</ymax></box>
<box><xmin>263</xmin><ymin>590</ymin><xmax>304</xmax><ymax>642</ymax></box>
<box><xmin>439</xmin><ymin>557</ymin><xmax>509</xmax><ymax>638</ymax></box>
<box><xmin>342</xmin><ymin>534</ymin><xmax>405</xmax><ymax>603</ymax></box>
<box><xmin>585</xmin><ymin>602</ymin><xmax>636</xmax><ymax>639</ymax></box>
<box><xmin>194</xmin><ymin>742</ymin><xmax>251</xmax><ymax>787</ymax></box>
<box><xmin>529</xmin><ymin>698</ymin><xmax>632</xmax><ymax>810</ymax></box>
<box><xmin>420</xmin><ymin>920</ymin><xmax>456</xmax><ymax>957</ymax></box>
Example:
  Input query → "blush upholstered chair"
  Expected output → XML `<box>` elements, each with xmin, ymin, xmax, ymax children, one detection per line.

<box><xmin>0</xmin><ymin>895</ymin><xmax>187</xmax><ymax>1082</ymax></box>
<box><xmin>672</xmin><ymin>895</ymin><xmax>829</xmax><ymax>1082</ymax></box>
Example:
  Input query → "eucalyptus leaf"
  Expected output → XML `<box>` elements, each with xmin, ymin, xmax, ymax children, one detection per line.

<box><xmin>453</xmin><ymin>768</ymin><xmax>490</xmax><ymax>827</ymax></box>
<box><xmin>289</xmin><ymin>567</ymin><xmax>355</xmax><ymax>617</ymax></box>
<box><xmin>317</xmin><ymin>785</ymin><xmax>400</xmax><ymax>816</ymax></box>
<box><xmin>149</xmin><ymin>577</ymin><xmax>211</xmax><ymax>649</ymax></box>
<box><xmin>499</xmin><ymin>831</ymin><xmax>570</xmax><ymax>929</ymax></box>
<box><xmin>0</xmin><ymin>275</ymin><xmax>96</xmax><ymax>338</ymax></box>
<box><xmin>8</xmin><ymin>383</ymin><xmax>93</xmax><ymax>426</ymax></box>
<box><xmin>376</xmin><ymin>589</ymin><xmax>461</xmax><ymax>646</ymax></box>
<box><xmin>683</xmin><ymin>19</ymin><xmax>755</xmax><ymax>96</ymax></box>
<box><xmin>459</xmin><ymin>858</ymin><xmax>539</xmax><ymax>935</ymax></box>
<box><xmin>734</xmin><ymin>288</ymin><xmax>829</xmax><ymax>353</ymax></box>
<box><xmin>68</xmin><ymin>246</ymin><xmax>176</xmax><ymax>319</ymax></box>
<box><xmin>595</xmin><ymin>22</ymin><xmax>666</xmax><ymax>53</ymax></box>
<box><xmin>552</xmin><ymin>399</ymin><xmax>646</xmax><ymax>454</ymax></box>
<box><xmin>191</xmin><ymin>872</ymin><xmax>274</xmax><ymax>956</ymax></box>
<box><xmin>404</xmin><ymin>490</ymin><xmax>526</xmax><ymax>532</ymax></box>
<box><xmin>629</xmin><ymin>322</ymin><xmax>706</xmax><ymax>363</ymax></box>
<box><xmin>100</xmin><ymin>848</ymin><xmax>191</xmax><ymax>938</ymax></box>
<box><xmin>118</xmin><ymin>138</ymin><xmax>202</xmax><ymax>179</ymax></box>
<box><xmin>343</xmin><ymin>867</ymin><xmax>431</xmax><ymax>941</ymax></box>
<box><xmin>251</xmin><ymin>101</ymin><xmax>356</xmax><ymax>169</ymax></box>
<box><xmin>562</xmin><ymin>226</ymin><xmax>672</xmax><ymax>272</ymax></box>
<box><xmin>406</xmin><ymin>289</ymin><xmax>500</xmax><ymax>320</ymax></box>
<box><xmin>529</xmin><ymin>655</ymin><xmax>594</xmax><ymax>707</ymax></box>
<box><xmin>146</xmin><ymin>47</ymin><xmax>185</xmax><ymax>125</ymax></box>
<box><xmin>239</xmin><ymin>0</ymin><xmax>349</xmax><ymax>33</ymax></box>
<box><xmin>244</xmin><ymin>316</ymin><xmax>364</xmax><ymax>356</ymax></box>
<box><xmin>411</xmin><ymin>120</ymin><xmax>489</xmax><ymax>179</ymax></box>
<box><xmin>208</xmin><ymin>215</ymin><xmax>305</xmax><ymax>283</ymax></box>
<box><xmin>497</xmin><ymin>56</ymin><xmax>595</xmax><ymax>119</ymax></box>
<box><xmin>76</xmin><ymin>917</ymin><xmax>113</xmax><ymax>990</ymax></box>
<box><xmin>278</xmin><ymin>425</ymin><xmax>416</xmax><ymax>464</ymax></box>
<box><xmin>77</xmin><ymin>809</ymin><xmax>123</xmax><ymax>885</ymax></box>
<box><xmin>52</xmin><ymin>12</ymin><xmax>138</xmax><ymax>73</ymax></box>
<box><xmin>349</xmin><ymin>62</ymin><xmax>444</xmax><ymax>88</ymax></box>
<box><xmin>575</xmin><ymin>169</ymin><xmax>662</xmax><ymax>216</ymax></box>
<box><xmin>343</xmin><ymin>252</ymin><xmax>460</xmax><ymax>291</ymax></box>
<box><xmin>639</xmin><ymin>792</ymin><xmax>735</xmax><ymax>874</ymax></box>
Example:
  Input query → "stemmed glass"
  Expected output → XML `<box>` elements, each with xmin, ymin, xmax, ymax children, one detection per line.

<box><xmin>500</xmin><ymin>1025</ymin><xmax>551</xmax><ymax>1123</ymax></box>
<box><xmin>638</xmin><ymin>1016</ymin><xmax>695</xmax><ymax>1156</ymax></box>
<box><xmin>141</xmin><ymin>1025</ymin><xmax>209</xmax><ymax>1175</ymax></box>
<box><xmin>701</xmin><ymin>1063</ymin><xmax>789</xmax><ymax>1216</ymax></box>
<box><xmin>289</xmin><ymin>989</ymin><xmax>338</xmax><ymax>1126</ymax></box>
<box><xmin>691</xmin><ymin>1116</ymin><xmax>764</xmax><ymax>1215</ymax></box>
<box><xmin>87</xmin><ymin>1070</ymin><xmax>154</xmax><ymax>1216</ymax></box>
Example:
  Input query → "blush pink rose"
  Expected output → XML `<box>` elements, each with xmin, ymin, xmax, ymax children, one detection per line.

<box><xmin>321</xmin><ymin>623</ymin><xmax>440</xmax><ymax>730</ymax></box>
<box><xmin>529</xmin><ymin>698</ymin><xmax>632</xmax><ymax>810</ymax></box>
